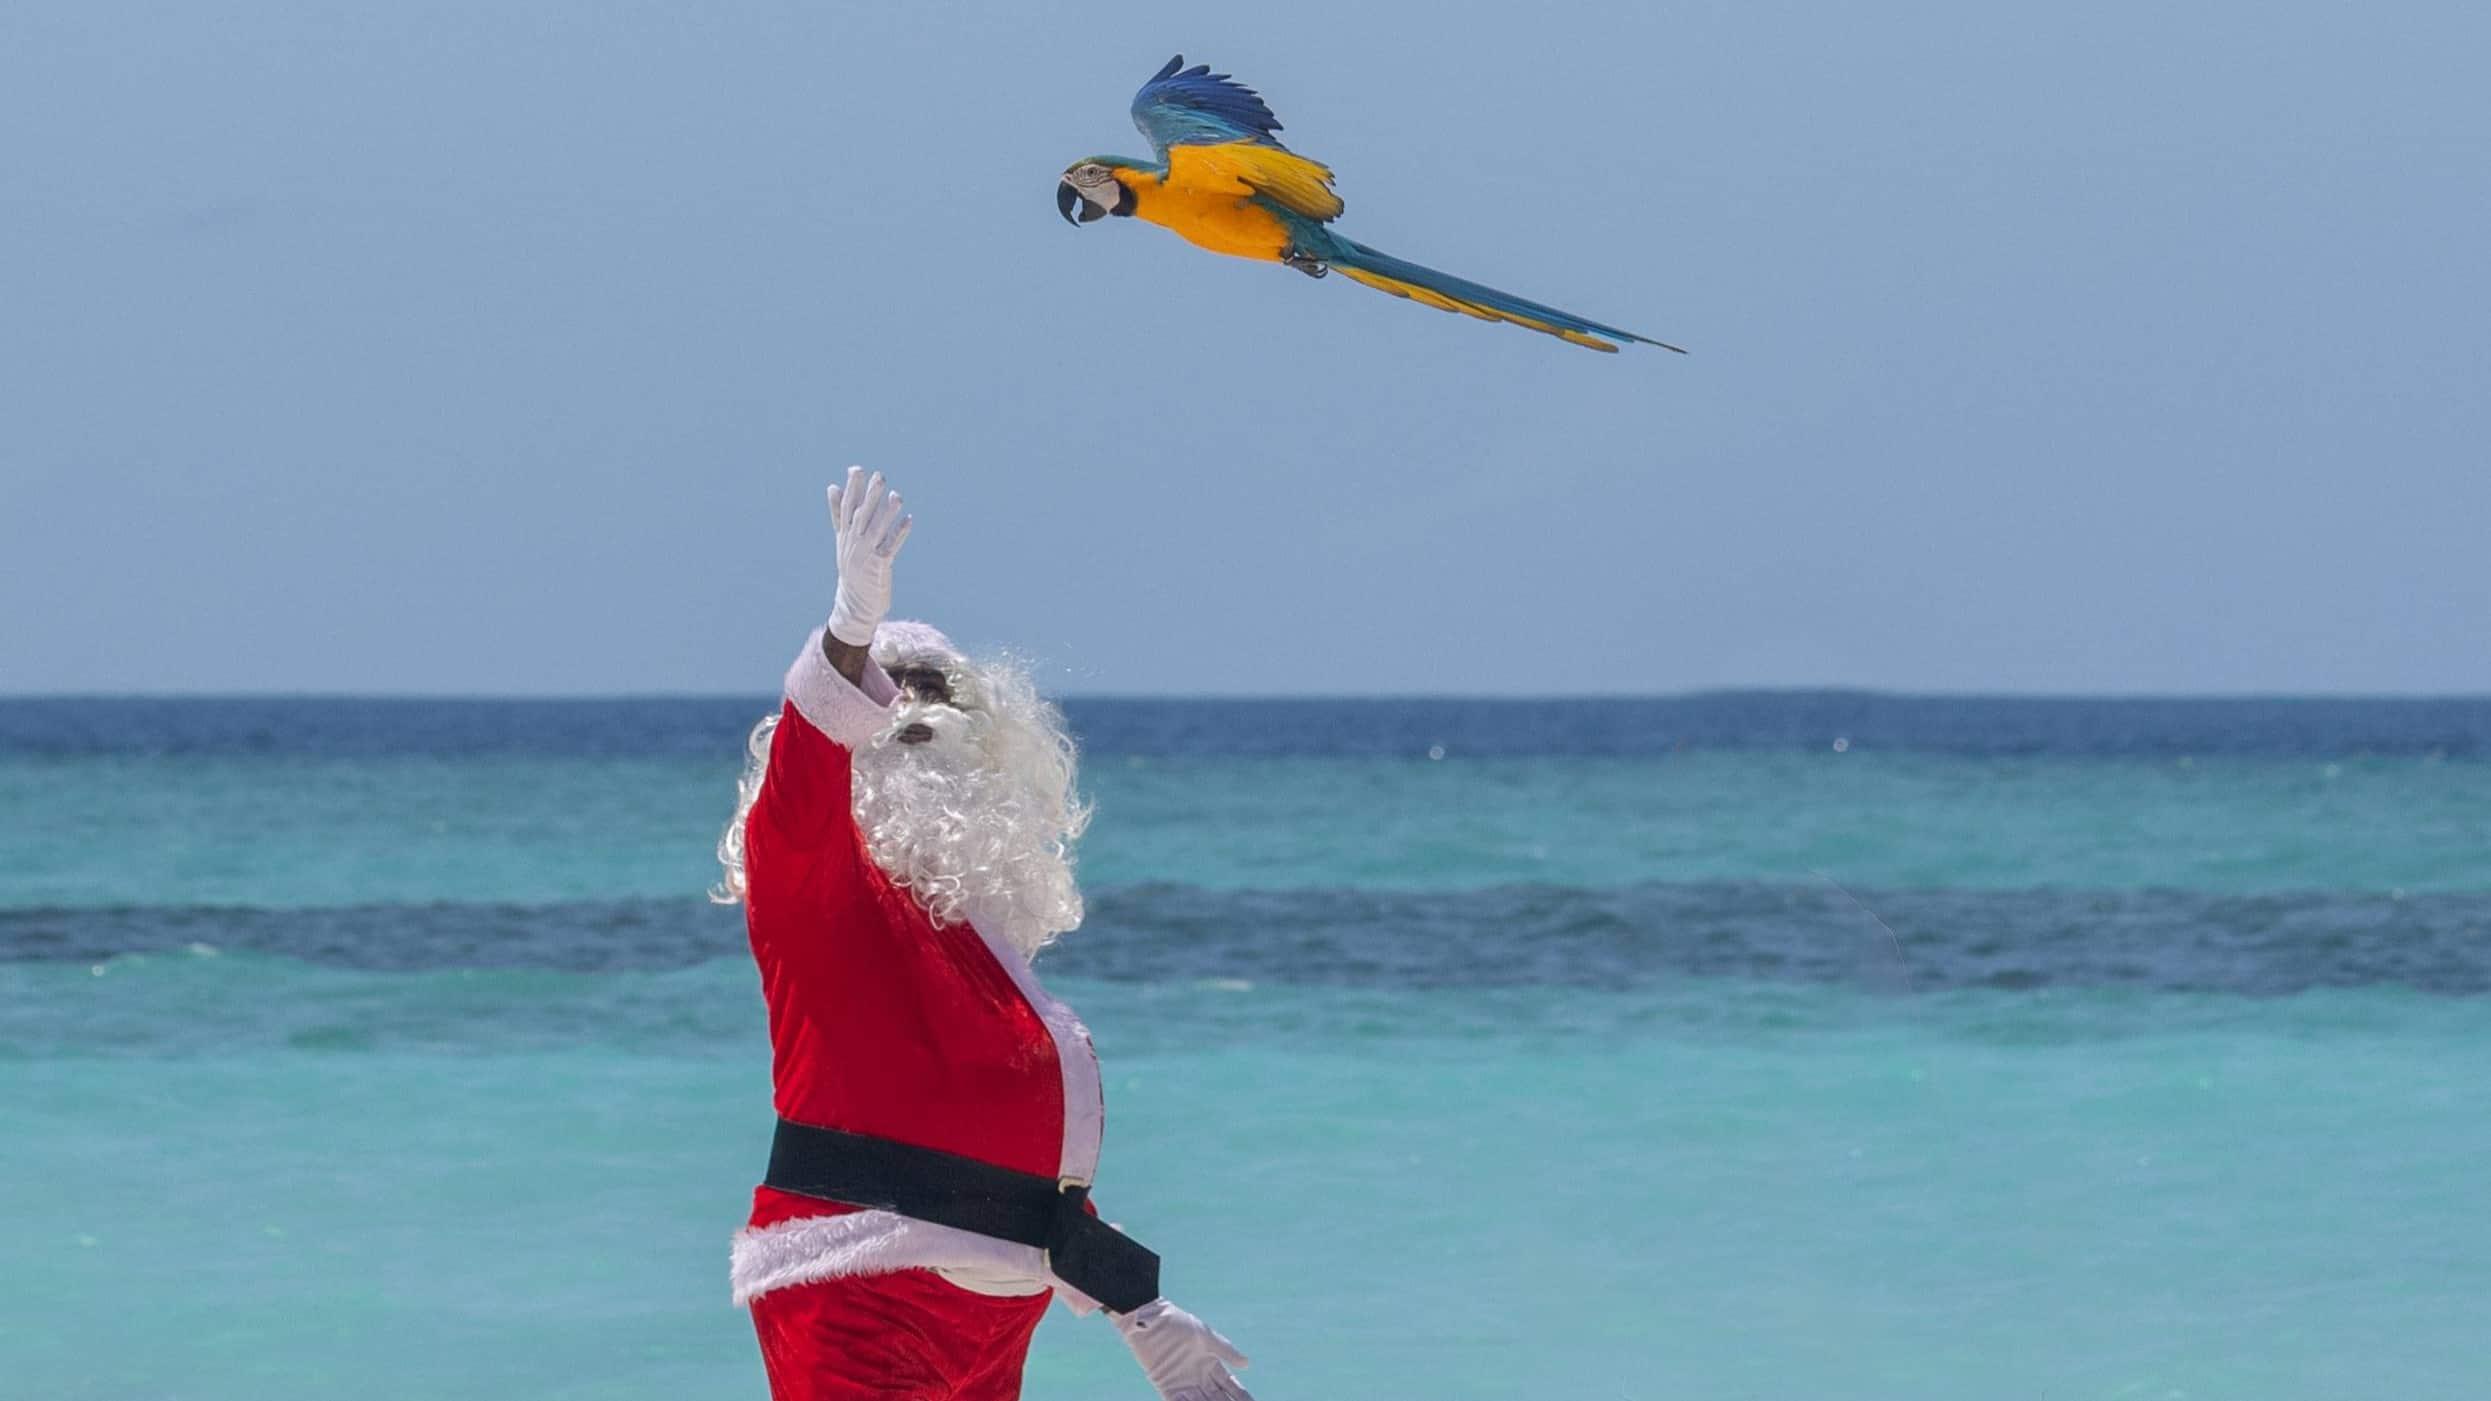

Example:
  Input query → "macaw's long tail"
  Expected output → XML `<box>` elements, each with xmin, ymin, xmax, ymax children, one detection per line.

<box><xmin>1327</xmin><ymin>240</ymin><xmax>1685</xmax><ymax>354</ymax></box>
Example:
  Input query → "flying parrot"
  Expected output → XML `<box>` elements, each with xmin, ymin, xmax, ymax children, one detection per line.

<box><xmin>1057</xmin><ymin>55</ymin><xmax>1684</xmax><ymax>354</ymax></box>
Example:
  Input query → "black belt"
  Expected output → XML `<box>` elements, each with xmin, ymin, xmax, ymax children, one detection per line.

<box><xmin>764</xmin><ymin>1117</ymin><xmax>1162</xmax><ymax>1314</ymax></box>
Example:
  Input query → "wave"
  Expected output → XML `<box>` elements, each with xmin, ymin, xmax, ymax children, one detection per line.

<box><xmin>9</xmin><ymin>942</ymin><xmax>2485</xmax><ymax>1062</ymax></box>
<box><xmin>6</xmin><ymin>881</ymin><xmax>2487</xmax><ymax>995</ymax></box>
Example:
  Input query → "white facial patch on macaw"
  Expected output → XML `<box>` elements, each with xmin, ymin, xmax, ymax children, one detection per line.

<box><xmin>1059</xmin><ymin>165</ymin><xmax>1122</xmax><ymax>223</ymax></box>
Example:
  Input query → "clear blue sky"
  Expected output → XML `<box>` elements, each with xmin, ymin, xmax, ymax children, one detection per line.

<box><xmin>4</xmin><ymin>1</ymin><xmax>2485</xmax><ymax>696</ymax></box>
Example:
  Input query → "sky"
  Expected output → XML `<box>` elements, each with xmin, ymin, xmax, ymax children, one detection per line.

<box><xmin>3</xmin><ymin>1</ymin><xmax>2486</xmax><ymax>697</ymax></box>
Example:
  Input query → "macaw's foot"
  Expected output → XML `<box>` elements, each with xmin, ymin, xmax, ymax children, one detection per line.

<box><xmin>1283</xmin><ymin>251</ymin><xmax>1329</xmax><ymax>279</ymax></box>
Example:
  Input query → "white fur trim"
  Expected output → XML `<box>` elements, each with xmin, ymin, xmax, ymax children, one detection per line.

<box><xmin>969</xmin><ymin>926</ymin><xmax>1104</xmax><ymax>1188</ymax></box>
<box><xmin>733</xmin><ymin>1210</ymin><xmax>1055</xmax><ymax>1306</ymax></box>
<box><xmin>784</xmin><ymin>626</ymin><xmax>893</xmax><ymax>748</ymax></box>
<box><xmin>951</xmin><ymin>930</ymin><xmax>1109</xmax><ymax>1317</ymax></box>
<box><xmin>872</xmin><ymin>619</ymin><xmax>961</xmax><ymax>666</ymax></box>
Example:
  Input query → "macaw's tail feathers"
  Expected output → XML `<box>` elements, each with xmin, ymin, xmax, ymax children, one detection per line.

<box><xmin>1328</xmin><ymin>241</ymin><xmax>1684</xmax><ymax>354</ymax></box>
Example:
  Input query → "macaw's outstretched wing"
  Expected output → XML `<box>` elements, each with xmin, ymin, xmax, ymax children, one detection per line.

<box><xmin>1132</xmin><ymin>55</ymin><xmax>1283</xmax><ymax>153</ymax></box>
<box><xmin>1167</xmin><ymin>144</ymin><xmax>1344</xmax><ymax>223</ymax></box>
<box><xmin>1133</xmin><ymin>55</ymin><xmax>1345</xmax><ymax>223</ymax></box>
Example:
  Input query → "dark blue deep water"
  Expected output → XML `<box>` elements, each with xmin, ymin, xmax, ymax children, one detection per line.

<box><xmin>7</xmin><ymin>692</ymin><xmax>2490</xmax><ymax>758</ymax></box>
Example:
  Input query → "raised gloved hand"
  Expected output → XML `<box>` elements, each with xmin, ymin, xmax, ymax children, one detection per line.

<box><xmin>1114</xmin><ymin>1299</ymin><xmax>1254</xmax><ymax>1401</ymax></box>
<box><xmin>824</xmin><ymin>466</ymin><xmax>913</xmax><ymax>645</ymax></box>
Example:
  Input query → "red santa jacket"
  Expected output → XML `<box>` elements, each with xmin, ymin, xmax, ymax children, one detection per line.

<box><xmin>730</xmin><ymin>630</ymin><xmax>1105</xmax><ymax>1308</ymax></box>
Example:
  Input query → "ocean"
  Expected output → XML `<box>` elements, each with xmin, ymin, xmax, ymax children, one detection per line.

<box><xmin>4</xmin><ymin>694</ymin><xmax>2488</xmax><ymax>1400</ymax></box>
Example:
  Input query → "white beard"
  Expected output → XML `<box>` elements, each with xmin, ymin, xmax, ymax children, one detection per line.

<box><xmin>846</xmin><ymin>663</ymin><xmax>1089</xmax><ymax>959</ymax></box>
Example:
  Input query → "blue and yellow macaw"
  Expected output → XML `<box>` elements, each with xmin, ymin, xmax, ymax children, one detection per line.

<box><xmin>1057</xmin><ymin>55</ymin><xmax>1683</xmax><ymax>354</ymax></box>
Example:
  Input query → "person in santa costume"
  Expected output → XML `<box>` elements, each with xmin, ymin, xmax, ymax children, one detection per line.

<box><xmin>712</xmin><ymin>467</ymin><xmax>1255</xmax><ymax>1401</ymax></box>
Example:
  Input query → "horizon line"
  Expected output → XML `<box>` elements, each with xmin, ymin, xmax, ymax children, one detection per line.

<box><xmin>6</xmin><ymin>687</ymin><xmax>2491</xmax><ymax>705</ymax></box>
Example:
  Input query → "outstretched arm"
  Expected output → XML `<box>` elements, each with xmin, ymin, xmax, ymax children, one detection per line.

<box><xmin>821</xmin><ymin>465</ymin><xmax>912</xmax><ymax>686</ymax></box>
<box><xmin>748</xmin><ymin>468</ymin><xmax>914</xmax><ymax>853</ymax></box>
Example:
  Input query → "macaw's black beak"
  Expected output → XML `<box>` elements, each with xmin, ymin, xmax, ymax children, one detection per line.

<box><xmin>1057</xmin><ymin>181</ymin><xmax>1106</xmax><ymax>226</ymax></box>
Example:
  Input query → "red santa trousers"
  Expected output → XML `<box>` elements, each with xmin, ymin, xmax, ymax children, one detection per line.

<box><xmin>751</xmin><ymin>1268</ymin><xmax>1051</xmax><ymax>1401</ymax></box>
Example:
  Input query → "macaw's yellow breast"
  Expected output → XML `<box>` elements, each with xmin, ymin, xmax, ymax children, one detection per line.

<box><xmin>1116</xmin><ymin>169</ymin><xmax>1291</xmax><ymax>263</ymax></box>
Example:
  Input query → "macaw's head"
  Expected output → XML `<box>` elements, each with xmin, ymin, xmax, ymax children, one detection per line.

<box><xmin>1057</xmin><ymin>160</ymin><xmax>1134</xmax><ymax>225</ymax></box>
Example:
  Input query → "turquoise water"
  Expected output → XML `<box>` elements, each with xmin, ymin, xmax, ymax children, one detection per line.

<box><xmin>10</xmin><ymin>751</ymin><xmax>2489</xmax><ymax>907</ymax></box>
<box><xmin>5</xmin><ymin>697</ymin><xmax>2489</xmax><ymax>1399</ymax></box>
<box><xmin>10</xmin><ymin>975</ymin><xmax>2489</xmax><ymax>1399</ymax></box>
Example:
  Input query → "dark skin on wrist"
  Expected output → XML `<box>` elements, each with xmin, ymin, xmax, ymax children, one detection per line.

<box><xmin>823</xmin><ymin>631</ymin><xmax>950</xmax><ymax>745</ymax></box>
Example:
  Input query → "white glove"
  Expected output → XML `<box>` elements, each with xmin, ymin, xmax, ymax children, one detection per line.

<box><xmin>824</xmin><ymin>466</ymin><xmax>913</xmax><ymax>645</ymax></box>
<box><xmin>1114</xmin><ymin>1299</ymin><xmax>1254</xmax><ymax>1401</ymax></box>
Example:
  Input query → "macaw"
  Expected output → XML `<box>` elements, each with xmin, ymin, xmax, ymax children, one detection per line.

<box><xmin>1057</xmin><ymin>55</ymin><xmax>1684</xmax><ymax>354</ymax></box>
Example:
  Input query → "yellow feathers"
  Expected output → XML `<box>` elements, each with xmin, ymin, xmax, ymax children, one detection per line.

<box><xmin>1112</xmin><ymin>167</ymin><xmax>1297</xmax><ymax>262</ymax></box>
<box><xmin>1165</xmin><ymin>144</ymin><xmax>1345</xmax><ymax>223</ymax></box>
<box><xmin>1117</xmin><ymin>144</ymin><xmax>1340</xmax><ymax>263</ymax></box>
<box><xmin>1332</xmin><ymin>266</ymin><xmax>1623</xmax><ymax>352</ymax></box>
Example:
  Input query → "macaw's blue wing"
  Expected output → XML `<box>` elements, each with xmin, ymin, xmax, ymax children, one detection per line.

<box><xmin>1131</xmin><ymin>54</ymin><xmax>1285</xmax><ymax>157</ymax></box>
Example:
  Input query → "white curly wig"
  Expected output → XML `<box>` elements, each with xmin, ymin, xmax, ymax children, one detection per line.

<box><xmin>713</xmin><ymin>622</ymin><xmax>1090</xmax><ymax>959</ymax></box>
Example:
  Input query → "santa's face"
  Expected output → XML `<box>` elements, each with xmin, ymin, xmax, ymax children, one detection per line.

<box><xmin>848</xmin><ymin>647</ymin><xmax>1089</xmax><ymax>956</ymax></box>
<box><xmin>886</xmin><ymin>662</ymin><xmax>952</xmax><ymax>745</ymax></box>
<box><xmin>872</xmin><ymin>650</ymin><xmax>984</xmax><ymax>765</ymax></box>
